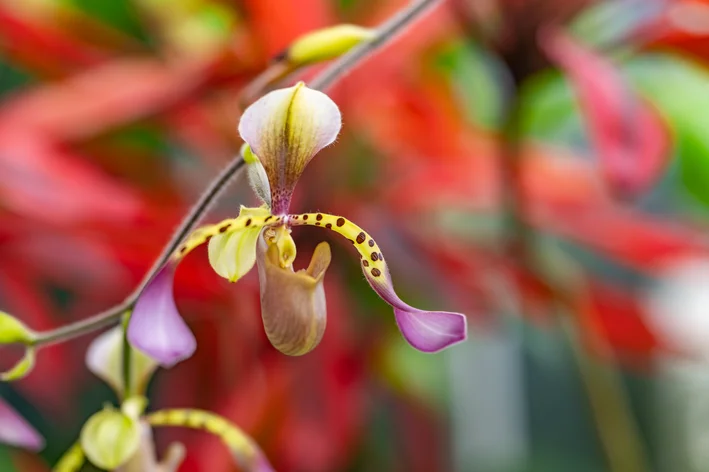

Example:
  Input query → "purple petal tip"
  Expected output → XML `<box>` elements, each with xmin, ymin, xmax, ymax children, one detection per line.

<box><xmin>394</xmin><ymin>308</ymin><xmax>467</xmax><ymax>353</ymax></box>
<box><xmin>127</xmin><ymin>265</ymin><xmax>196</xmax><ymax>367</ymax></box>
<box><xmin>0</xmin><ymin>398</ymin><xmax>44</xmax><ymax>451</ymax></box>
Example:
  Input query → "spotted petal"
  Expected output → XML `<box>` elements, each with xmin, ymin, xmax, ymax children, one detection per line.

<box><xmin>0</xmin><ymin>396</ymin><xmax>44</xmax><ymax>451</ymax></box>
<box><xmin>238</xmin><ymin>82</ymin><xmax>341</xmax><ymax>214</ymax></box>
<box><xmin>127</xmin><ymin>264</ymin><xmax>196</xmax><ymax>367</ymax></box>
<box><xmin>289</xmin><ymin>213</ymin><xmax>467</xmax><ymax>352</ymax></box>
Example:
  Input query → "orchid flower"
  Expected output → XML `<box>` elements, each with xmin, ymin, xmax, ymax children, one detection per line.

<box><xmin>52</xmin><ymin>326</ymin><xmax>273</xmax><ymax>472</ymax></box>
<box><xmin>127</xmin><ymin>82</ymin><xmax>468</xmax><ymax>366</ymax></box>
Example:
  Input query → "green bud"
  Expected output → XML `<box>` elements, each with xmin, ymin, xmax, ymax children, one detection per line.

<box><xmin>288</xmin><ymin>24</ymin><xmax>375</xmax><ymax>66</ymax></box>
<box><xmin>80</xmin><ymin>406</ymin><xmax>141</xmax><ymax>470</ymax></box>
<box><xmin>0</xmin><ymin>311</ymin><xmax>35</xmax><ymax>345</ymax></box>
<box><xmin>1</xmin><ymin>347</ymin><xmax>35</xmax><ymax>381</ymax></box>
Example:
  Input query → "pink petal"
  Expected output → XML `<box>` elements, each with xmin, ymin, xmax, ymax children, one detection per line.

<box><xmin>127</xmin><ymin>264</ymin><xmax>196</xmax><ymax>367</ymax></box>
<box><xmin>370</xmin><ymin>274</ymin><xmax>467</xmax><ymax>353</ymax></box>
<box><xmin>0</xmin><ymin>397</ymin><xmax>44</xmax><ymax>451</ymax></box>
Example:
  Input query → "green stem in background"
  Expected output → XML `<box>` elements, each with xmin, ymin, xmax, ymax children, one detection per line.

<box><xmin>30</xmin><ymin>0</ymin><xmax>439</xmax><ymax>349</ymax></box>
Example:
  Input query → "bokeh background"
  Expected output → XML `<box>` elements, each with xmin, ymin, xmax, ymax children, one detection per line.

<box><xmin>4</xmin><ymin>0</ymin><xmax>709</xmax><ymax>470</ymax></box>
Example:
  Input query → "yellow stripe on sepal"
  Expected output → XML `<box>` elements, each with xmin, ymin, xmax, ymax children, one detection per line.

<box><xmin>52</xmin><ymin>443</ymin><xmax>85</xmax><ymax>472</ymax></box>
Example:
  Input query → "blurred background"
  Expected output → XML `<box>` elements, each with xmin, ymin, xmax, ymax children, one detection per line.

<box><xmin>3</xmin><ymin>0</ymin><xmax>709</xmax><ymax>470</ymax></box>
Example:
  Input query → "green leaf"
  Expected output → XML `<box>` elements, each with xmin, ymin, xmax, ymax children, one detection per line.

<box><xmin>432</xmin><ymin>40</ymin><xmax>505</xmax><ymax>129</ymax></box>
<box><xmin>625</xmin><ymin>53</ymin><xmax>709</xmax><ymax>208</ymax></box>
<box><xmin>0</xmin><ymin>446</ymin><xmax>16</xmax><ymax>472</ymax></box>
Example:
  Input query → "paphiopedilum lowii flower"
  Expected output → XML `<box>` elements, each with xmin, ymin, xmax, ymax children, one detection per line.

<box><xmin>51</xmin><ymin>326</ymin><xmax>274</xmax><ymax>472</ymax></box>
<box><xmin>127</xmin><ymin>82</ymin><xmax>467</xmax><ymax>366</ymax></box>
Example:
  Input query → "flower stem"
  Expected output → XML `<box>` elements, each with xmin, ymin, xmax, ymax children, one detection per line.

<box><xmin>31</xmin><ymin>0</ymin><xmax>437</xmax><ymax>348</ymax></box>
<box><xmin>33</xmin><ymin>156</ymin><xmax>246</xmax><ymax>347</ymax></box>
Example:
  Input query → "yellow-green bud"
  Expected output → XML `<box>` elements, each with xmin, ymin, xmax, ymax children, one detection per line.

<box><xmin>288</xmin><ymin>24</ymin><xmax>375</xmax><ymax>66</ymax></box>
<box><xmin>0</xmin><ymin>311</ymin><xmax>35</xmax><ymax>345</ymax></box>
<box><xmin>80</xmin><ymin>406</ymin><xmax>141</xmax><ymax>470</ymax></box>
<box><xmin>0</xmin><ymin>311</ymin><xmax>37</xmax><ymax>381</ymax></box>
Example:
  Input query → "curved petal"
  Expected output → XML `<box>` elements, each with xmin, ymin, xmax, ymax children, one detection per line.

<box><xmin>86</xmin><ymin>326</ymin><xmax>158</xmax><ymax>396</ymax></box>
<box><xmin>256</xmin><ymin>233</ymin><xmax>330</xmax><ymax>356</ymax></box>
<box><xmin>127</xmin><ymin>264</ymin><xmax>196</xmax><ymax>367</ymax></box>
<box><xmin>238</xmin><ymin>82</ymin><xmax>341</xmax><ymax>214</ymax></box>
<box><xmin>289</xmin><ymin>213</ymin><xmax>467</xmax><ymax>352</ymax></box>
<box><xmin>0</xmin><ymin>396</ymin><xmax>44</xmax><ymax>451</ymax></box>
<box><xmin>146</xmin><ymin>409</ymin><xmax>274</xmax><ymax>472</ymax></box>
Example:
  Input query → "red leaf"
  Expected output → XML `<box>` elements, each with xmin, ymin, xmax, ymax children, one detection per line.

<box><xmin>541</xmin><ymin>28</ymin><xmax>670</xmax><ymax>197</ymax></box>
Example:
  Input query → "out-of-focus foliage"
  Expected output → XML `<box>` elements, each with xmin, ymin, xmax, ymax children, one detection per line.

<box><xmin>3</xmin><ymin>0</ymin><xmax>709</xmax><ymax>471</ymax></box>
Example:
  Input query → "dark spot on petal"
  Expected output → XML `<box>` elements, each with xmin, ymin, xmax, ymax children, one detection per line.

<box><xmin>368</xmin><ymin>240</ymin><xmax>375</xmax><ymax>247</ymax></box>
<box><xmin>292</xmin><ymin>215</ymin><xmax>297</xmax><ymax>220</ymax></box>
<box><xmin>316</xmin><ymin>214</ymin><xmax>323</xmax><ymax>221</ymax></box>
<box><xmin>363</xmin><ymin>260</ymin><xmax>369</xmax><ymax>267</ymax></box>
<box><xmin>356</xmin><ymin>232</ymin><xmax>366</xmax><ymax>244</ymax></box>
<box><xmin>336</xmin><ymin>218</ymin><xmax>345</xmax><ymax>227</ymax></box>
<box><xmin>245</xmin><ymin>219</ymin><xmax>252</xmax><ymax>227</ymax></box>
<box><xmin>265</xmin><ymin>215</ymin><xmax>273</xmax><ymax>222</ymax></box>
<box><xmin>371</xmin><ymin>268</ymin><xmax>381</xmax><ymax>277</ymax></box>
<box><xmin>219</xmin><ymin>224</ymin><xmax>230</xmax><ymax>233</ymax></box>
<box><xmin>326</xmin><ymin>223</ymin><xmax>332</xmax><ymax>229</ymax></box>
<box><xmin>315</xmin><ymin>222</ymin><xmax>321</xmax><ymax>226</ymax></box>
<box><xmin>179</xmin><ymin>246</ymin><xmax>187</xmax><ymax>254</ymax></box>
<box><xmin>371</xmin><ymin>252</ymin><xmax>379</xmax><ymax>261</ymax></box>
<box><xmin>303</xmin><ymin>214</ymin><xmax>309</xmax><ymax>220</ymax></box>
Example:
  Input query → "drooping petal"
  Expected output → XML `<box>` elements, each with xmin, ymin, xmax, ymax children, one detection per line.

<box><xmin>256</xmin><ymin>233</ymin><xmax>330</xmax><ymax>356</ymax></box>
<box><xmin>146</xmin><ymin>409</ymin><xmax>275</xmax><ymax>472</ymax></box>
<box><xmin>0</xmin><ymin>396</ymin><xmax>44</xmax><ymax>451</ymax></box>
<box><xmin>127</xmin><ymin>264</ymin><xmax>196</xmax><ymax>367</ymax></box>
<box><xmin>238</xmin><ymin>82</ymin><xmax>341</xmax><ymax>214</ymax></box>
<box><xmin>289</xmin><ymin>213</ymin><xmax>467</xmax><ymax>352</ymax></box>
<box><xmin>86</xmin><ymin>326</ymin><xmax>158</xmax><ymax>397</ymax></box>
<box><xmin>541</xmin><ymin>28</ymin><xmax>669</xmax><ymax>197</ymax></box>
